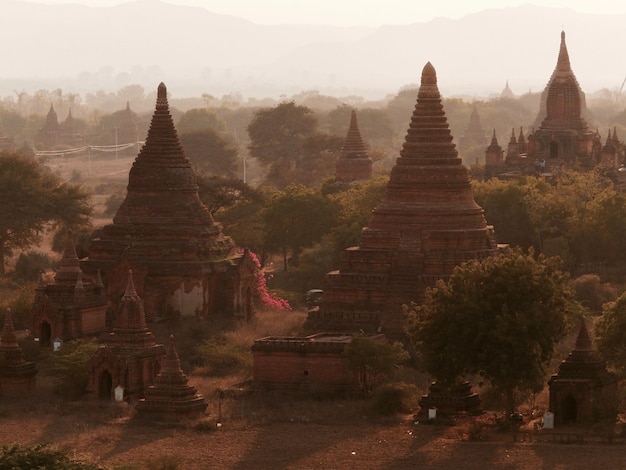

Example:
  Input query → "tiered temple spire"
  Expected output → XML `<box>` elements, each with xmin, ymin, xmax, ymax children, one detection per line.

<box><xmin>307</xmin><ymin>62</ymin><xmax>498</xmax><ymax>339</ymax></box>
<box><xmin>335</xmin><ymin>110</ymin><xmax>372</xmax><ymax>182</ymax></box>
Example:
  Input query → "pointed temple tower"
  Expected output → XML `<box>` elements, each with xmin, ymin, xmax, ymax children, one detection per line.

<box><xmin>335</xmin><ymin>110</ymin><xmax>373</xmax><ymax>182</ymax></box>
<box><xmin>83</xmin><ymin>83</ymin><xmax>256</xmax><ymax>322</ymax></box>
<box><xmin>0</xmin><ymin>309</ymin><xmax>37</xmax><ymax>397</ymax></box>
<box><xmin>548</xmin><ymin>320</ymin><xmax>617</xmax><ymax>425</ymax></box>
<box><xmin>306</xmin><ymin>63</ymin><xmax>499</xmax><ymax>339</ymax></box>
<box><xmin>528</xmin><ymin>31</ymin><xmax>594</xmax><ymax>168</ymax></box>
<box><xmin>37</xmin><ymin>104</ymin><xmax>60</xmax><ymax>148</ymax></box>
<box><xmin>136</xmin><ymin>335</ymin><xmax>207</xmax><ymax>421</ymax></box>
<box><xmin>459</xmin><ymin>107</ymin><xmax>487</xmax><ymax>153</ymax></box>
<box><xmin>31</xmin><ymin>230</ymin><xmax>107</xmax><ymax>346</ymax></box>
<box><xmin>87</xmin><ymin>270</ymin><xmax>165</xmax><ymax>401</ymax></box>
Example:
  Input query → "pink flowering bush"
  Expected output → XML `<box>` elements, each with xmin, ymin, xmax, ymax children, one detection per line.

<box><xmin>249</xmin><ymin>251</ymin><xmax>291</xmax><ymax>310</ymax></box>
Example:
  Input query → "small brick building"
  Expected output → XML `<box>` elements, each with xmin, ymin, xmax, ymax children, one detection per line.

<box><xmin>548</xmin><ymin>321</ymin><xmax>617</xmax><ymax>425</ymax></box>
<box><xmin>252</xmin><ymin>333</ymin><xmax>385</xmax><ymax>394</ymax></box>
<box><xmin>31</xmin><ymin>230</ymin><xmax>107</xmax><ymax>346</ymax></box>
<box><xmin>0</xmin><ymin>309</ymin><xmax>37</xmax><ymax>397</ymax></box>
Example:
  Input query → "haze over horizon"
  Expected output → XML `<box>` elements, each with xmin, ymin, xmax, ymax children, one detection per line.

<box><xmin>3</xmin><ymin>0</ymin><xmax>626</xmax><ymax>101</ymax></box>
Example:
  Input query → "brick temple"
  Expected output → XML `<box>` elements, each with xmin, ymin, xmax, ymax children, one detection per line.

<box><xmin>486</xmin><ymin>31</ymin><xmax>601</xmax><ymax>177</ymax></box>
<box><xmin>306</xmin><ymin>63</ymin><xmax>499</xmax><ymax>339</ymax></box>
<box><xmin>87</xmin><ymin>270</ymin><xmax>165</xmax><ymax>401</ymax></box>
<box><xmin>548</xmin><ymin>320</ymin><xmax>617</xmax><ymax>425</ymax></box>
<box><xmin>82</xmin><ymin>83</ymin><xmax>257</xmax><ymax>322</ymax></box>
<box><xmin>136</xmin><ymin>335</ymin><xmax>207</xmax><ymax>421</ymax></box>
<box><xmin>335</xmin><ymin>110</ymin><xmax>373</xmax><ymax>182</ymax></box>
<box><xmin>0</xmin><ymin>309</ymin><xmax>37</xmax><ymax>397</ymax></box>
<box><xmin>31</xmin><ymin>230</ymin><xmax>107</xmax><ymax>346</ymax></box>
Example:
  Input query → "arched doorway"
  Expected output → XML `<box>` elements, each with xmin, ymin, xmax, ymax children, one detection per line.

<box><xmin>99</xmin><ymin>370</ymin><xmax>113</xmax><ymax>400</ymax></box>
<box><xmin>550</xmin><ymin>141</ymin><xmax>559</xmax><ymax>159</ymax></box>
<box><xmin>562</xmin><ymin>393</ymin><xmax>577</xmax><ymax>424</ymax></box>
<box><xmin>40</xmin><ymin>322</ymin><xmax>51</xmax><ymax>347</ymax></box>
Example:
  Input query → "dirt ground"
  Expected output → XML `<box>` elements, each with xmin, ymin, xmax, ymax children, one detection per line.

<box><xmin>1</xmin><ymin>396</ymin><xmax>626</xmax><ymax>470</ymax></box>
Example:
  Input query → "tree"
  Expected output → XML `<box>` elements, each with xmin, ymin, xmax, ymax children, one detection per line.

<box><xmin>595</xmin><ymin>291</ymin><xmax>626</xmax><ymax>377</ymax></box>
<box><xmin>0</xmin><ymin>152</ymin><xmax>92</xmax><ymax>274</ymax></box>
<box><xmin>247</xmin><ymin>101</ymin><xmax>318</xmax><ymax>186</ymax></box>
<box><xmin>343</xmin><ymin>335</ymin><xmax>409</xmax><ymax>396</ymax></box>
<box><xmin>262</xmin><ymin>185</ymin><xmax>339</xmax><ymax>271</ymax></box>
<box><xmin>176</xmin><ymin>108</ymin><xmax>226</xmax><ymax>134</ymax></box>
<box><xmin>179</xmin><ymin>129</ymin><xmax>239</xmax><ymax>177</ymax></box>
<box><xmin>406</xmin><ymin>249</ymin><xmax>576</xmax><ymax>415</ymax></box>
<box><xmin>196</xmin><ymin>175</ymin><xmax>262</xmax><ymax>216</ymax></box>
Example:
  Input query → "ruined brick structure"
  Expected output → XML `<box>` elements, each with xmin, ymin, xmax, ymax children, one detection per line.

<box><xmin>459</xmin><ymin>107</ymin><xmax>487</xmax><ymax>155</ymax></box>
<box><xmin>31</xmin><ymin>230</ymin><xmax>107</xmax><ymax>346</ymax></box>
<box><xmin>136</xmin><ymin>335</ymin><xmax>207</xmax><ymax>420</ymax></box>
<box><xmin>0</xmin><ymin>309</ymin><xmax>37</xmax><ymax>397</ymax></box>
<box><xmin>82</xmin><ymin>83</ymin><xmax>256</xmax><ymax>322</ymax></box>
<box><xmin>335</xmin><ymin>110</ymin><xmax>373</xmax><ymax>182</ymax></box>
<box><xmin>252</xmin><ymin>333</ymin><xmax>385</xmax><ymax>394</ymax></box>
<box><xmin>87</xmin><ymin>270</ymin><xmax>165</xmax><ymax>401</ymax></box>
<box><xmin>548</xmin><ymin>320</ymin><xmax>617</xmax><ymax>425</ymax></box>
<box><xmin>306</xmin><ymin>63</ymin><xmax>498</xmax><ymax>340</ymax></box>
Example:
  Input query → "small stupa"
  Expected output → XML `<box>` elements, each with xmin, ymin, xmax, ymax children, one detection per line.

<box><xmin>548</xmin><ymin>320</ymin><xmax>617</xmax><ymax>425</ymax></box>
<box><xmin>136</xmin><ymin>335</ymin><xmax>207</xmax><ymax>421</ymax></box>
<box><xmin>335</xmin><ymin>110</ymin><xmax>373</xmax><ymax>182</ymax></box>
<box><xmin>87</xmin><ymin>270</ymin><xmax>165</xmax><ymax>401</ymax></box>
<box><xmin>0</xmin><ymin>309</ymin><xmax>37</xmax><ymax>396</ymax></box>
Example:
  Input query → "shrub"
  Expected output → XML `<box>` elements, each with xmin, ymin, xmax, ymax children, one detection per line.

<box><xmin>369</xmin><ymin>382</ymin><xmax>418</xmax><ymax>415</ymax></box>
<box><xmin>571</xmin><ymin>274</ymin><xmax>617</xmax><ymax>313</ymax></box>
<box><xmin>12</xmin><ymin>251</ymin><xmax>52</xmax><ymax>282</ymax></box>
<box><xmin>0</xmin><ymin>443</ymin><xmax>99</xmax><ymax>469</ymax></box>
<box><xmin>195</xmin><ymin>334</ymin><xmax>251</xmax><ymax>376</ymax></box>
<box><xmin>44</xmin><ymin>339</ymin><xmax>99</xmax><ymax>400</ymax></box>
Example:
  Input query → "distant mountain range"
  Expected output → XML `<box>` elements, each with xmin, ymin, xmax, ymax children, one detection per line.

<box><xmin>2</xmin><ymin>1</ymin><xmax>625</xmax><ymax>99</ymax></box>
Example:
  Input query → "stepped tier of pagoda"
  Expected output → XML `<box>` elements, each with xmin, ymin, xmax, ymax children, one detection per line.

<box><xmin>307</xmin><ymin>63</ymin><xmax>498</xmax><ymax>339</ymax></box>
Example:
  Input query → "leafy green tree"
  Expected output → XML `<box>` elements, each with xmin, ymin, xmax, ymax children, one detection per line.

<box><xmin>179</xmin><ymin>129</ymin><xmax>238</xmax><ymax>177</ymax></box>
<box><xmin>406</xmin><ymin>249</ymin><xmax>576</xmax><ymax>415</ymax></box>
<box><xmin>262</xmin><ymin>185</ymin><xmax>339</xmax><ymax>271</ymax></box>
<box><xmin>472</xmin><ymin>177</ymin><xmax>536</xmax><ymax>249</ymax></box>
<box><xmin>0</xmin><ymin>152</ymin><xmax>92</xmax><ymax>275</ymax></box>
<box><xmin>343</xmin><ymin>335</ymin><xmax>409</xmax><ymax>396</ymax></box>
<box><xmin>176</xmin><ymin>107</ymin><xmax>226</xmax><ymax>134</ymax></box>
<box><xmin>248</xmin><ymin>101</ymin><xmax>341</xmax><ymax>188</ymax></box>
<box><xmin>595</xmin><ymin>292</ymin><xmax>626</xmax><ymax>377</ymax></box>
<box><xmin>196</xmin><ymin>175</ymin><xmax>262</xmax><ymax>216</ymax></box>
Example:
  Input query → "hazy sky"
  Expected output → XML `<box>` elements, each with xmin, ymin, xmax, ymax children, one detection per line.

<box><xmin>30</xmin><ymin>0</ymin><xmax>626</xmax><ymax>26</ymax></box>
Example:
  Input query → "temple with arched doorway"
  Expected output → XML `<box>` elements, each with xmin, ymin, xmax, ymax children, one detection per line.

<box><xmin>30</xmin><ymin>230</ymin><xmax>107</xmax><ymax>346</ymax></box>
<box><xmin>86</xmin><ymin>270</ymin><xmax>165</xmax><ymax>401</ymax></box>
<box><xmin>548</xmin><ymin>320</ymin><xmax>617</xmax><ymax>426</ymax></box>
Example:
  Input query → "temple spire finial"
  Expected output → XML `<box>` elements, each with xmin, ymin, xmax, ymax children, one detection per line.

<box><xmin>124</xmin><ymin>269</ymin><xmax>138</xmax><ymax>297</ymax></box>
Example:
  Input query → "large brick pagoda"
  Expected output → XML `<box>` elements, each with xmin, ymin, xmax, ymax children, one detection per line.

<box><xmin>83</xmin><ymin>83</ymin><xmax>256</xmax><ymax>322</ymax></box>
<box><xmin>306</xmin><ymin>62</ymin><xmax>498</xmax><ymax>339</ymax></box>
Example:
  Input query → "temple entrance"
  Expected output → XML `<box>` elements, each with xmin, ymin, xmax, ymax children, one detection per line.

<box><xmin>99</xmin><ymin>370</ymin><xmax>113</xmax><ymax>400</ymax></box>
<box><xmin>562</xmin><ymin>394</ymin><xmax>578</xmax><ymax>424</ymax></box>
<box><xmin>550</xmin><ymin>141</ymin><xmax>559</xmax><ymax>159</ymax></box>
<box><xmin>39</xmin><ymin>322</ymin><xmax>51</xmax><ymax>347</ymax></box>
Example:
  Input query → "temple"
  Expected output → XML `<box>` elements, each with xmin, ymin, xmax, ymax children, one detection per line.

<box><xmin>87</xmin><ymin>270</ymin><xmax>165</xmax><ymax>401</ymax></box>
<box><xmin>335</xmin><ymin>110</ymin><xmax>373</xmax><ymax>182</ymax></box>
<box><xmin>548</xmin><ymin>320</ymin><xmax>617</xmax><ymax>425</ymax></box>
<box><xmin>82</xmin><ymin>83</ymin><xmax>257</xmax><ymax>322</ymax></box>
<box><xmin>136</xmin><ymin>335</ymin><xmax>207</xmax><ymax>421</ymax></box>
<box><xmin>0</xmin><ymin>309</ymin><xmax>37</xmax><ymax>396</ymax></box>
<box><xmin>487</xmin><ymin>31</ymin><xmax>601</xmax><ymax>178</ymax></box>
<box><xmin>31</xmin><ymin>230</ymin><xmax>107</xmax><ymax>346</ymax></box>
<box><xmin>306</xmin><ymin>63</ymin><xmax>499</xmax><ymax>340</ymax></box>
